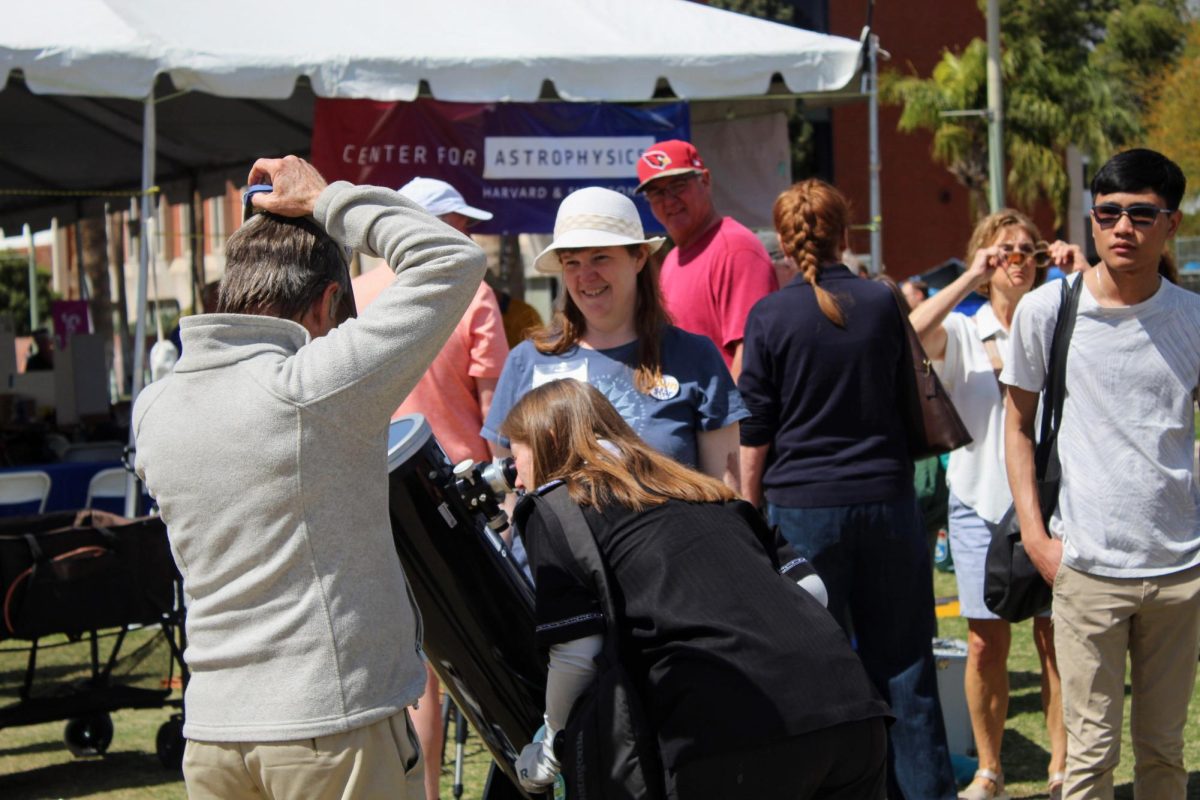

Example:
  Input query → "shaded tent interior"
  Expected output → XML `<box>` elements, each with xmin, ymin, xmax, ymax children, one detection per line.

<box><xmin>0</xmin><ymin>72</ymin><xmax>312</xmax><ymax>232</ymax></box>
<box><xmin>0</xmin><ymin>69</ymin><xmax>867</xmax><ymax>233</ymax></box>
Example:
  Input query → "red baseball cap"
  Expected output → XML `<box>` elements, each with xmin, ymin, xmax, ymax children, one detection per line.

<box><xmin>635</xmin><ymin>140</ymin><xmax>706</xmax><ymax>193</ymax></box>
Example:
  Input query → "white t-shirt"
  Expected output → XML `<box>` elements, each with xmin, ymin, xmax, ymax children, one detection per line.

<box><xmin>1002</xmin><ymin>273</ymin><xmax>1200</xmax><ymax>578</ymax></box>
<box><xmin>936</xmin><ymin>304</ymin><xmax>1013</xmax><ymax>524</ymax></box>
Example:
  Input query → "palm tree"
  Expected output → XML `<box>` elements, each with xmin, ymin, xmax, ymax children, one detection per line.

<box><xmin>882</xmin><ymin>37</ymin><xmax>1138</xmax><ymax>223</ymax></box>
<box><xmin>881</xmin><ymin>0</ymin><xmax>1178</xmax><ymax>223</ymax></box>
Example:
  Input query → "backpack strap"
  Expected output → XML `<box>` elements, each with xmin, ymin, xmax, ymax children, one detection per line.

<box><xmin>1035</xmin><ymin>276</ymin><xmax>1085</xmax><ymax>478</ymax></box>
<box><xmin>529</xmin><ymin>484</ymin><xmax>620</xmax><ymax>639</ymax></box>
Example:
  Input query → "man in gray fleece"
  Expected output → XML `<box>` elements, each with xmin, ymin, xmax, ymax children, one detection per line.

<box><xmin>133</xmin><ymin>156</ymin><xmax>486</xmax><ymax>799</ymax></box>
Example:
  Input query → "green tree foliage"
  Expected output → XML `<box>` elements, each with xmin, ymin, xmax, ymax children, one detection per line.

<box><xmin>881</xmin><ymin>0</ymin><xmax>1187</xmax><ymax>221</ymax></box>
<box><xmin>1145</xmin><ymin>20</ymin><xmax>1200</xmax><ymax>235</ymax></box>
<box><xmin>0</xmin><ymin>253</ymin><xmax>55</xmax><ymax>336</ymax></box>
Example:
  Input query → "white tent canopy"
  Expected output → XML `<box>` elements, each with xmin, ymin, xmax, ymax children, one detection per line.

<box><xmin>6</xmin><ymin>0</ymin><xmax>861</xmax><ymax>102</ymax></box>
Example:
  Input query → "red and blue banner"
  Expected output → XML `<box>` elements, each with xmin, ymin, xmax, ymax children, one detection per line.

<box><xmin>311</xmin><ymin>99</ymin><xmax>689</xmax><ymax>234</ymax></box>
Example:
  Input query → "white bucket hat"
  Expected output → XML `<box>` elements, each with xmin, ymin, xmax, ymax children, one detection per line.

<box><xmin>399</xmin><ymin>177</ymin><xmax>493</xmax><ymax>221</ymax></box>
<box><xmin>533</xmin><ymin>187</ymin><xmax>666</xmax><ymax>274</ymax></box>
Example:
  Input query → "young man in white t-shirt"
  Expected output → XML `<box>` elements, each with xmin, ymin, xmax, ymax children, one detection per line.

<box><xmin>1003</xmin><ymin>148</ymin><xmax>1200</xmax><ymax>800</ymax></box>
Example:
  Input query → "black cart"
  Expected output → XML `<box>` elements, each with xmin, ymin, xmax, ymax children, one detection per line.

<box><xmin>0</xmin><ymin>509</ymin><xmax>187</xmax><ymax>767</ymax></box>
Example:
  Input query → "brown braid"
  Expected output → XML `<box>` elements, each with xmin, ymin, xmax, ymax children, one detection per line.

<box><xmin>773</xmin><ymin>179</ymin><xmax>848</xmax><ymax>327</ymax></box>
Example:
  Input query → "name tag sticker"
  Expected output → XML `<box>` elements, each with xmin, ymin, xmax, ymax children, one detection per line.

<box><xmin>532</xmin><ymin>359</ymin><xmax>588</xmax><ymax>389</ymax></box>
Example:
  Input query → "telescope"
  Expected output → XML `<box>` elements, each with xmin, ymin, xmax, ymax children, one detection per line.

<box><xmin>386</xmin><ymin>414</ymin><xmax>541</xmax><ymax>799</ymax></box>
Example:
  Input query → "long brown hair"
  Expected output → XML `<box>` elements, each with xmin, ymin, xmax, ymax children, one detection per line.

<box><xmin>965</xmin><ymin>209</ymin><xmax>1047</xmax><ymax>298</ymax></box>
<box><xmin>773</xmin><ymin>179</ymin><xmax>850</xmax><ymax>327</ymax></box>
<box><xmin>530</xmin><ymin>245</ymin><xmax>671</xmax><ymax>394</ymax></box>
<box><xmin>500</xmin><ymin>379</ymin><xmax>735</xmax><ymax>511</ymax></box>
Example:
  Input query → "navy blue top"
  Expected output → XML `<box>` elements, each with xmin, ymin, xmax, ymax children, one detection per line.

<box><xmin>482</xmin><ymin>325</ymin><xmax>747</xmax><ymax>468</ymax></box>
<box><xmin>739</xmin><ymin>266</ymin><xmax>912</xmax><ymax>507</ymax></box>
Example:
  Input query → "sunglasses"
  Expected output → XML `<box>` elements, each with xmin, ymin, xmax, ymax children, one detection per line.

<box><xmin>999</xmin><ymin>242</ymin><xmax>1051</xmax><ymax>268</ymax></box>
<box><xmin>1090</xmin><ymin>203</ymin><xmax>1174</xmax><ymax>229</ymax></box>
<box><xmin>643</xmin><ymin>174</ymin><xmax>700</xmax><ymax>204</ymax></box>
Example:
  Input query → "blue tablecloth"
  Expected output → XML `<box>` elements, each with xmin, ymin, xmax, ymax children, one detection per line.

<box><xmin>0</xmin><ymin>460</ymin><xmax>125</xmax><ymax>515</ymax></box>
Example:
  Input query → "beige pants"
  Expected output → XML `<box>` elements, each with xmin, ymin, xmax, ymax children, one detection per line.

<box><xmin>1053</xmin><ymin>562</ymin><xmax>1200</xmax><ymax>800</ymax></box>
<box><xmin>182</xmin><ymin>710</ymin><xmax>425</xmax><ymax>800</ymax></box>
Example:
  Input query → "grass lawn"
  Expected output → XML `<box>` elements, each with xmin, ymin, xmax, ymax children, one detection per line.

<box><xmin>3</xmin><ymin>577</ymin><xmax>1198</xmax><ymax>798</ymax></box>
<box><xmin>932</xmin><ymin>569</ymin><xmax>1200</xmax><ymax>799</ymax></box>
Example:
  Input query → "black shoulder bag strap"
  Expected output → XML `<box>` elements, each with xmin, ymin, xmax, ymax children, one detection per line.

<box><xmin>1034</xmin><ymin>276</ymin><xmax>1085</xmax><ymax>519</ymax></box>
<box><xmin>532</xmin><ymin>485</ymin><xmax>620</xmax><ymax>642</ymax></box>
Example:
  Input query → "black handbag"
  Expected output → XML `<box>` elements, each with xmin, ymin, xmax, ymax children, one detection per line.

<box><xmin>0</xmin><ymin>510</ymin><xmax>176</xmax><ymax>641</ymax></box>
<box><xmin>531</xmin><ymin>485</ymin><xmax>666</xmax><ymax>800</ymax></box>
<box><xmin>984</xmin><ymin>277</ymin><xmax>1084</xmax><ymax>622</ymax></box>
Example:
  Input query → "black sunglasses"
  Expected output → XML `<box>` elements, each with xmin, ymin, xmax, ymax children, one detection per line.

<box><xmin>1090</xmin><ymin>203</ymin><xmax>1174</xmax><ymax>229</ymax></box>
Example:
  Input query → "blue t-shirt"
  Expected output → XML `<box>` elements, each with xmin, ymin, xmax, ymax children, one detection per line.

<box><xmin>482</xmin><ymin>326</ymin><xmax>747</xmax><ymax>468</ymax></box>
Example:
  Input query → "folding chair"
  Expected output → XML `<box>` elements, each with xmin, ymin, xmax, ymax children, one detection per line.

<box><xmin>84</xmin><ymin>467</ymin><xmax>130</xmax><ymax>514</ymax></box>
<box><xmin>0</xmin><ymin>470</ymin><xmax>52</xmax><ymax>517</ymax></box>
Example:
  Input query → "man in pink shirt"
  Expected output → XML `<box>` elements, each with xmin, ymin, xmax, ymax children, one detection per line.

<box><xmin>636</xmin><ymin>139</ymin><xmax>777</xmax><ymax>379</ymax></box>
<box><xmin>352</xmin><ymin>177</ymin><xmax>508</xmax><ymax>799</ymax></box>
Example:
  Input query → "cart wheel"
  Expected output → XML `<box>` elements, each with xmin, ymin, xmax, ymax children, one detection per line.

<box><xmin>156</xmin><ymin>714</ymin><xmax>185</xmax><ymax>770</ymax></box>
<box><xmin>63</xmin><ymin>712</ymin><xmax>114</xmax><ymax>757</ymax></box>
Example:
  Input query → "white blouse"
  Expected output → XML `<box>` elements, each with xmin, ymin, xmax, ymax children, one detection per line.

<box><xmin>935</xmin><ymin>304</ymin><xmax>1013</xmax><ymax>524</ymax></box>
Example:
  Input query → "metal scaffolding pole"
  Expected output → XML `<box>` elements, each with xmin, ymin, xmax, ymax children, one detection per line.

<box><xmin>866</xmin><ymin>31</ymin><xmax>883</xmax><ymax>271</ymax></box>
<box><xmin>986</xmin><ymin>0</ymin><xmax>1004</xmax><ymax>212</ymax></box>
<box><xmin>125</xmin><ymin>94</ymin><xmax>155</xmax><ymax>517</ymax></box>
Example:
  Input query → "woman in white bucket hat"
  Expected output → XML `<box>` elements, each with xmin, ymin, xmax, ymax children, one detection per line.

<box><xmin>481</xmin><ymin>187</ymin><xmax>746</xmax><ymax>486</ymax></box>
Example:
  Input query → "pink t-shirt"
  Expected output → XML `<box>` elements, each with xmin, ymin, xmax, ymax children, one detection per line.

<box><xmin>659</xmin><ymin>217</ymin><xmax>778</xmax><ymax>368</ymax></box>
<box><xmin>353</xmin><ymin>266</ymin><xmax>508</xmax><ymax>464</ymax></box>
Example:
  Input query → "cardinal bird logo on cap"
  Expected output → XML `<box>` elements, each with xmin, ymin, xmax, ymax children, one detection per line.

<box><xmin>641</xmin><ymin>151</ymin><xmax>672</xmax><ymax>171</ymax></box>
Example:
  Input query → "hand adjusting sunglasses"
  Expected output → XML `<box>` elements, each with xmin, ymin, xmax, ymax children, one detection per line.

<box><xmin>1090</xmin><ymin>203</ymin><xmax>1174</xmax><ymax>229</ymax></box>
<box><xmin>242</xmin><ymin>184</ymin><xmax>358</xmax><ymax>320</ymax></box>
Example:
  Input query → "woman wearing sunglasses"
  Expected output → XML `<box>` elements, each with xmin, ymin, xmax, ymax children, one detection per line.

<box><xmin>909</xmin><ymin>210</ymin><xmax>1086</xmax><ymax>800</ymax></box>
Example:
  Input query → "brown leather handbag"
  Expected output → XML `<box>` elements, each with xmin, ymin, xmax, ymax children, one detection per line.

<box><xmin>878</xmin><ymin>276</ymin><xmax>973</xmax><ymax>459</ymax></box>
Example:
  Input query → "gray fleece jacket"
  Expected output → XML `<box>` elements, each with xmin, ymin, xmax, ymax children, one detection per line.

<box><xmin>133</xmin><ymin>182</ymin><xmax>486</xmax><ymax>742</ymax></box>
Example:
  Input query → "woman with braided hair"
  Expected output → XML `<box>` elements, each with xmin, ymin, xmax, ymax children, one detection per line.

<box><xmin>739</xmin><ymin>179</ymin><xmax>957</xmax><ymax>800</ymax></box>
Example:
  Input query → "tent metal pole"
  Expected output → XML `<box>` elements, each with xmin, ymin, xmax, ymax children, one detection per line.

<box><xmin>24</xmin><ymin>224</ymin><xmax>39</xmax><ymax>331</ymax></box>
<box><xmin>126</xmin><ymin>94</ymin><xmax>155</xmax><ymax>517</ymax></box>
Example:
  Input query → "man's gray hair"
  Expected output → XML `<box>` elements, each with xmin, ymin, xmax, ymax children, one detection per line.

<box><xmin>217</xmin><ymin>214</ymin><xmax>351</xmax><ymax>322</ymax></box>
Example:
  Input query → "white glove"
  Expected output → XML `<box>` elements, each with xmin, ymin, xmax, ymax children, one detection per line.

<box><xmin>798</xmin><ymin>572</ymin><xmax>829</xmax><ymax>607</ymax></box>
<box><xmin>516</xmin><ymin>734</ymin><xmax>560</xmax><ymax>793</ymax></box>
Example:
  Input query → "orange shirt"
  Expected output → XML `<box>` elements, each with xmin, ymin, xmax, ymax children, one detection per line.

<box><xmin>353</xmin><ymin>266</ymin><xmax>508</xmax><ymax>464</ymax></box>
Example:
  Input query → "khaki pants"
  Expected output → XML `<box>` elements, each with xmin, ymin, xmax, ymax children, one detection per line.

<box><xmin>182</xmin><ymin>710</ymin><xmax>425</xmax><ymax>800</ymax></box>
<box><xmin>1053</xmin><ymin>562</ymin><xmax>1200</xmax><ymax>800</ymax></box>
